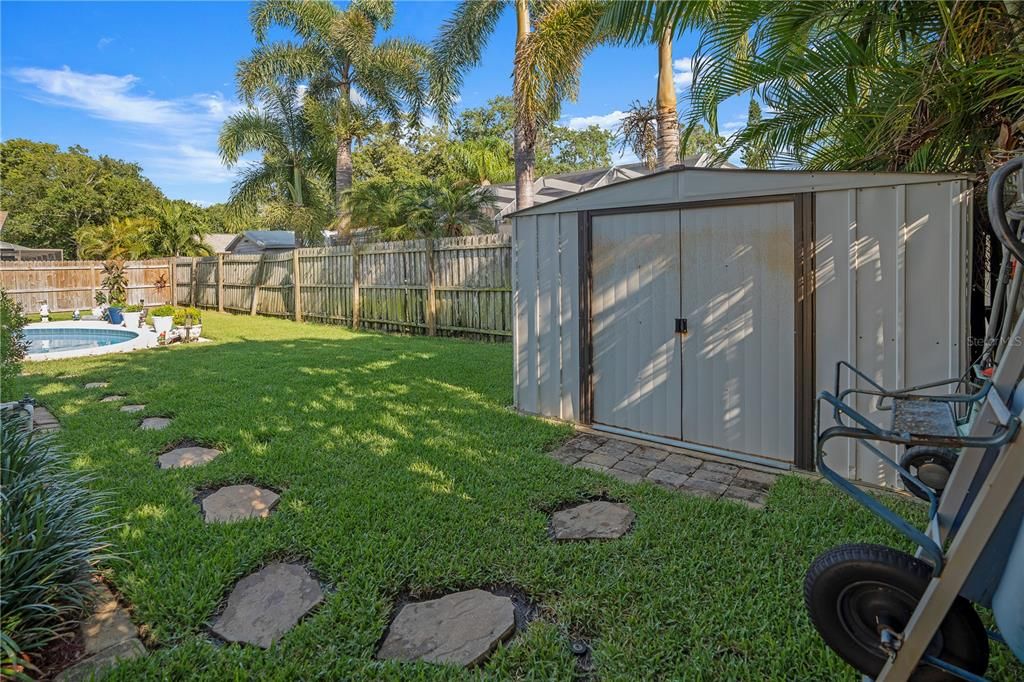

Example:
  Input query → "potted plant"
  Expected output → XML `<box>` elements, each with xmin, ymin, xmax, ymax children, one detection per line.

<box><xmin>173</xmin><ymin>307</ymin><xmax>202</xmax><ymax>340</ymax></box>
<box><xmin>150</xmin><ymin>305</ymin><xmax>175</xmax><ymax>335</ymax></box>
<box><xmin>101</xmin><ymin>261</ymin><xmax>128</xmax><ymax>325</ymax></box>
<box><xmin>122</xmin><ymin>304</ymin><xmax>143</xmax><ymax>329</ymax></box>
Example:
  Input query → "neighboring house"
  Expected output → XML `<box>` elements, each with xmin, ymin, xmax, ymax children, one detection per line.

<box><xmin>223</xmin><ymin>231</ymin><xmax>296</xmax><ymax>254</ymax></box>
<box><xmin>203</xmin><ymin>233</ymin><xmax>238</xmax><ymax>255</ymax></box>
<box><xmin>488</xmin><ymin>155</ymin><xmax>735</xmax><ymax>232</ymax></box>
<box><xmin>0</xmin><ymin>240</ymin><xmax>63</xmax><ymax>261</ymax></box>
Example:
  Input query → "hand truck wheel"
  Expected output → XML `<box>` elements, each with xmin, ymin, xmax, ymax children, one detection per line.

<box><xmin>899</xmin><ymin>447</ymin><xmax>957</xmax><ymax>501</ymax></box>
<box><xmin>804</xmin><ymin>543</ymin><xmax>988</xmax><ymax>680</ymax></box>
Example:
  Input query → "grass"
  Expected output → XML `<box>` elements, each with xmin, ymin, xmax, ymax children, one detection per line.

<box><xmin>8</xmin><ymin>312</ymin><xmax>1020</xmax><ymax>680</ymax></box>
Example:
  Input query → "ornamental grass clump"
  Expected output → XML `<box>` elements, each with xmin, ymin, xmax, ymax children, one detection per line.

<box><xmin>0</xmin><ymin>415</ymin><xmax>115</xmax><ymax>677</ymax></box>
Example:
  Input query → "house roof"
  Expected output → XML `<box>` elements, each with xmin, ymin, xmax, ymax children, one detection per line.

<box><xmin>224</xmin><ymin>230</ymin><xmax>296</xmax><ymax>251</ymax></box>
<box><xmin>204</xmin><ymin>233</ymin><xmax>237</xmax><ymax>253</ymax></box>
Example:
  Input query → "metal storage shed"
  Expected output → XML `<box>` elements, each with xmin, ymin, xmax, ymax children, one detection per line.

<box><xmin>511</xmin><ymin>167</ymin><xmax>972</xmax><ymax>482</ymax></box>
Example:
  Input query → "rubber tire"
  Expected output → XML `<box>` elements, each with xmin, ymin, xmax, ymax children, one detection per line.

<box><xmin>804</xmin><ymin>543</ymin><xmax>988</xmax><ymax>680</ymax></box>
<box><xmin>900</xmin><ymin>447</ymin><xmax>957</xmax><ymax>501</ymax></box>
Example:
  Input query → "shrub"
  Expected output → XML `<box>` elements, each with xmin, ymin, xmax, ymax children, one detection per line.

<box><xmin>150</xmin><ymin>305</ymin><xmax>174</xmax><ymax>317</ymax></box>
<box><xmin>123</xmin><ymin>304</ymin><xmax>143</xmax><ymax>313</ymax></box>
<box><xmin>173</xmin><ymin>307</ymin><xmax>202</xmax><ymax>326</ymax></box>
<box><xmin>1</xmin><ymin>290</ymin><xmax>28</xmax><ymax>393</ymax></box>
<box><xmin>100</xmin><ymin>261</ymin><xmax>127</xmax><ymax>307</ymax></box>
<box><xmin>0</xmin><ymin>415</ymin><xmax>113</xmax><ymax>671</ymax></box>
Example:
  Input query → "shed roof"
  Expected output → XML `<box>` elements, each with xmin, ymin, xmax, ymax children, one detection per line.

<box><xmin>230</xmin><ymin>230</ymin><xmax>296</xmax><ymax>250</ymax></box>
<box><xmin>204</xmin><ymin>233</ymin><xmax>237</xmax><ymax>254</ymax></box>
<box><xmin>510</xmin><ymin>166</ymin><xmax>971</xmax><ymax>218</ymax></box>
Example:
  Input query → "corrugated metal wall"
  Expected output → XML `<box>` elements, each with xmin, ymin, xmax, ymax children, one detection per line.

<box><xmin>513</xmin><ymin>172</ymin><xmax>970</xmax><ymax>478</ymax></box>
<box><xmin>814</xmin><ymin>181</ymin><xmax>971</xmax><ymax>484</ymax></box>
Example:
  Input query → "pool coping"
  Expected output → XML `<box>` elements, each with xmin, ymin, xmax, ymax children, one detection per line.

<box><xmin>25</xmin><ymin>321</ymin><xmax>161</xmax><ymax>361</ymax></box>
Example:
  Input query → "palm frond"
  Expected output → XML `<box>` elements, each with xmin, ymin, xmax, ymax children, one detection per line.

<box><xmin>431</xmin><ymin>0</ymin><xmax>507</xmax><ymax>123</ymax></box>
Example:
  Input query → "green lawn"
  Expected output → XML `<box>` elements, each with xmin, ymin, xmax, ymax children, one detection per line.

<box><xmin>9</xmin><ymin>313</ymin><xmax>1019</xmax><ymax>680</ymax></box>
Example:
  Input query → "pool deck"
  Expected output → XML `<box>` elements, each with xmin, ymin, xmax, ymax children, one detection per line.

<box><xmin>26</xmin><ymin>320</ymin><xmax>161</xmax><ymax>361</ymax></box>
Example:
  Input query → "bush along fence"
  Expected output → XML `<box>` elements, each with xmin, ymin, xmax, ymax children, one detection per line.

<box><xmin>0</xmin><ymin>259</ymin><xmax>174</xmax><ymax>313</ymax></box>
<box><xmin>174</xmin><ymin>234</ymin><xmax>512</xmax><ymax>340</ymax></box>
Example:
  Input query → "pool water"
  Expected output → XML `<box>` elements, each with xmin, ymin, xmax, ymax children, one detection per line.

<box><xmin>25</xmin><ymin>327</ymin><xmax>139</xmax><ymax>354</ymax></box>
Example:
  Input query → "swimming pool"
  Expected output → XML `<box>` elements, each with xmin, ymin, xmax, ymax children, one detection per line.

<box><xmin>24</xmin><ymin>322</ymin><xmax>159</xmax><ymax>360</ymax></box>
<box><xmin>25</xmin><ymin>327</ymin><xmax>139</xmax><ymax>354</ymax></box>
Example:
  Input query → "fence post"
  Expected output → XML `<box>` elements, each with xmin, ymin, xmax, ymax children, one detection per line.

<box><xmin>250</xmin><ymin>254</ymin><xmax>263</xmax><ymax>316</ymax></box>
<box><xmin>190</xmin><ymin>257</ymin><xmax>199</xmax><ymax>306</ymax></box>
<box><xmin>292</xmin><ymin>248</ymin><xmax>303</xmax><ymax>323</ymax></box>
<box><xmin>425</xmin><ymin>238</ymin><xmax>437</xmax><ymax>336</ymax></box>
<box><xmin>90</xmin><ymin>263</ymin><xmax>100</xmax><ymax>307</ymax></box>
<box><xmin>351</xmin><ymin>244</ymin><xmax>361</xmax><ymax>330</ymax></box>
<box><xmin>168</xmin><ymin>258</ymin><xmax>176</xmax><ymax>306</ymax></box>
<box><xmin>217</xmin><ymin>254</ymin><xmax>225</xmax><ymax>313</ymax></box>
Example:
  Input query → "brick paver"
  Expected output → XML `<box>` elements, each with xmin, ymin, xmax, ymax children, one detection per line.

<box><xmin>550</xmin><ymin>434</ymin><xmax>778</xmax><ymax>509</ymax></box>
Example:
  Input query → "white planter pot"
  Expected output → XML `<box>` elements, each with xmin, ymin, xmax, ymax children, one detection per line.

<box><xmin>123</xmin><ymin>312</ymin><xmax>142</xmax><ymax>329</ymax></box>
<box><xmin>92</xmin><ymin>306</ymin><xmax>104</xmax><ymax>318</ymax></box>
<box><xmin>153</xmin><ymin>316</ymin><xmax>174</xmax><ymax>334</ymax></box>
<box><xmin>189</xmin><ymin>324</ymin><xmax>202</xmax><ymax>340</ymax></box>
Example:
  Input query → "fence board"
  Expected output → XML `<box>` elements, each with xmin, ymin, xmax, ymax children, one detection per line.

<box><xmin>0</xmin><ymin>259</ymin><xmax>174</xmax><ymax>313</ymax></box>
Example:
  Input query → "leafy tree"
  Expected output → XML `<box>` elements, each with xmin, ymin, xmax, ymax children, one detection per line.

<box><xmin>203</xmin><ymin>203</ymin><xmax>258</xmax><ymax>233</ymax></box>
<box><xmin>434</xmin><ymin>0</ymin><xmax>605</xmax><ymax>209</ymax></box>
<box><xmin>238</xmin><ymin>0</ymin><xmax>432</xmax><ymax>229</ymax></box>
<box><xmin>1</xmin><ymin>290</ymin><xmax>28</xmax><ymax>390</ymax></box>
<box><xmin>740</xmin><ymin>99</ymin><xmax>769</xmax><ymax>169</ymax></box>
<box><xmin>453</xmin><ymin>95</ymin><xmax>517</xmax><ymax>144</ymax></box>
<box><xmin>545</xmin><ymin>124</ymin><xmax>614</xmax><ymax>172</ymax></box>
<box><xmin>0</xmin><ymin>139</ymin><xmax>164</xmax><ymax>257</ymax></box>
<box><xmin>617</xmin><ymin>99</ymin><xmax>658</xmax><ymax>168</ymax></box>
<box><xmin>681</xmin><ymin>122</ymin><xmax>724</xmax><ymax>160</ymax></box>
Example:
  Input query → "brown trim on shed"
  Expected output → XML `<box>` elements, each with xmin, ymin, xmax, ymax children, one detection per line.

<box><xmin>578</xmin><ymin>210</ymin><xmax>593</xmax><ymax>424</ymax></box>
<box><xmin>794</xmin><ymin>193</ymin><xmax>817</xmax><ymax>470</ymax></box>
<box><xmin>579</xmin><ymin>193</ymin><xmax>813</xmax><ymax>468</ymax></box>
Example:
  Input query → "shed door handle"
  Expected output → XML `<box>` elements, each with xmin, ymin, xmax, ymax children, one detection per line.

<box><xmin>675</xmin><ymin>318</ymin><xmax>688</xmax><ymax>334</ymax></box>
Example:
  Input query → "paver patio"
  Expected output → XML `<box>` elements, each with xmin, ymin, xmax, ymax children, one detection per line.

<box><xmin>549</xmin><ymin>433</ymin><xmax>778</xmax><ymax>508</ymax></box>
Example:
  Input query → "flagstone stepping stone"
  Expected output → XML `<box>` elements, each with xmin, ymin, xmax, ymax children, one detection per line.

<box><xmin>84</xmin><ymin>382</ymin><xmax>109</xmax><ymax>389</ymax></box>
<box><xmin>139</xmin><ymin>417</ymin><xmax>172</xmax><ymax>431</ymax></box>
<box><xmin>376</xmin><ymin>589</ymin><xmax>515</xmax><ymax>667</ymax></box>
<box><xmin>202</xmin><ymin>485</ymin><xmax>279</xmax><ymax>523</ymax></box>
<box><xmin>210</xmin><ymin>563</ymin><xmax>323</xmax><ymax>648</ymax></box>
<box><xmin>32</xmin><ymin>406</ymin><xmax>60</xmax><ymax>431</ymax></box>
<box><xmin>100</xmin><ymin>395</ymin><xmax>126</xmax><ymax>402</ymax></box>
<box><xmin>81</xmin><ymin>584</ymin><xmax>137</xmax><ymax>655</ymax></box>
<box><xmin>56</xmin><ymin>639</ymin><xmax>145</xmax><ymax>682</ymax></box>
<box><xmin>120</xmin><ymin>404</ymin><xmax>146</xmax><ymax>413</ymax></box>
<box><xmin>550</xmin><ymin>501</ymin><xmax>635</xmax><ymax>541</ymax></box>
<box><xmin>158</xmin><ymin>445</ymin><xmax>221</xmax><ymax>469</ymax></box>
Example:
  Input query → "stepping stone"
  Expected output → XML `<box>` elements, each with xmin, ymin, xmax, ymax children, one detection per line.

<box><xmin>81</xmin><ymin>585</ymin><xmax>137</xmax><ymax>655</ymax></box>
<box><xmin>158</xmin><ymin>445</ymin><xmax>221</xmax><ymax>469</ymax></box>
<box><xmin>56</xmin><ymin>638</ymin><xmax>145</xmax><ymax>682</ymax></box>
<box><xmin>32</xmin><ymin>406</ymin><xmax>60</xmax><ymax>431</ymax></box>
<box><xmin>202</xmin><ymin>485</ymin><xmax>280</xmax><ymax>523</ymax></box>
<box><xmin>100</xmin><ymin>395</ymin><xmax>126</xmax><ymax>403</ymax></box>
<box><xmin>84</xmin><ymin>382</ymin><xmax>109</xmax><ymax>389</ymax></box>
<box><xmin>139</xmin><ymin>417</ymin><xmax>172</xmax><ymax>431</ymax></box>
<box><xmin>376</xmin><ymin>589</ymin><xmax>515</xmax><ymax>667</ymax></box>
<box><xmin>211</xmin><ymin>563</ymin><xmax>323</xmax><ymax>648</ymax></box>
<box><xmin>550</xmin><ymin>501</ymin><xmax>635</xmax><ymax>540</ymax></box>
<box><xmin>120</xmin><ymin>404</ymin><xmax>146</xmax><ymax>413</ymax></box>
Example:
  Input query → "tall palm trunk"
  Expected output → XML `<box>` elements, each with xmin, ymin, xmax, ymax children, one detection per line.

<box><xmin>656</xmin><ymin>28</ymin><xmax>680</xmax><ymax>170</ymax></box>
<box><xmin>336</xmin><ymin>76</ymin><xmax>354</xmax><ymax>231</ymax></box>
<box><xmin>513</xmin><ymin>0</ymin><xmax>535</xmax><ymax>211</ymax></box>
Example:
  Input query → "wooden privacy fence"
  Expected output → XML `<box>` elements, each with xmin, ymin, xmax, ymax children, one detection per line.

<box><xmin>0</xmin><ymin>259</ymin><xmax>174</xmax><ymax>312</ymax></box>
<box><xmin>174</xmin><ymin>234</ymin><xmax>512</xmax><ymax>339</ymax></box>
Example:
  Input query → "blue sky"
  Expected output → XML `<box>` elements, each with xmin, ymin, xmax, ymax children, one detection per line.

<box><xmin>1</xmin><ymin>1</ymin><xmax>749</xmax><ymax>205</ymax></box>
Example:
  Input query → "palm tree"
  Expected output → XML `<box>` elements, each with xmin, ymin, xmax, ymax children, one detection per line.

<box><xmin>448</xmin><ymin>136</ymin><xmax>514</xmax><ymax>185</ymax></box>
<box><xmin>343</xmin><ymin>178</ymin><xmax>408</xmax><ymax>233</ymax></box>
<box><xmin>219</xmin><ymin>79</ymin><xmax>332</xmax><ymax>243</ymax></box>
<box><xmin>613</xmin><ymin>1</ymin><xmax>1023</xmax><ymax>175</ymax></box>
<box><xmin>407</xmin><ymin>180</ymin><xmax>497</xmax><ymax>238</ymax></box>
<box><xmin>237</xmin><ymin>0</ymin><xmax>431</xmax><ymax>230</ymax></box>
<box><xmin>147</xmin><ymin>202</ymin><xmax>214</xmax><ymax>257</ymax></box>
<box><xmin>433</xmin><ymin>0</ymin><xmax>605</xmax><ymax>211</ymax></box>
<box><xmin>75</xmin><ymin>217</ymin><xmax>155</xmax><ymax>261</ymax></box>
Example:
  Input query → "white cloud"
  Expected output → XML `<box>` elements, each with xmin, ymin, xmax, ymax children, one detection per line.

<box><xmin>564</xmin><ymin>110</ymin><xmax>626</xmax><ymax>131</ymax></box>
<box><xmin>97</xmin><ymin>37</ymin><xmax>115</xmax><ymax>50</ymax></box>
<box><xmin>9</xmin><ymin>66</ymin><xmax>245</xmax><ymax>197</ymax></box>
<box><xmin>672</xmin><ymin>57</ymin><xmax>694</xmax><ymax>90</ymax></box>
<box><xmin>720</xmin><ymin>116</ymin><xmax>748</xmax><ymax>137</ymax></box>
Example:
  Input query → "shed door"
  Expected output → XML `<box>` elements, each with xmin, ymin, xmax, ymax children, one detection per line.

<box><xmin>590</xmin><ymin>202</ymin><xmax>796</xmax><ymax>464</ymax></box>
<box><xmin>591</xmin><ymin>211</ymin><xmax>682</xmax><ymax>439</ymax></box>
<box><xmin>679</xmin><ymin>202</ymin><xmax>795</xmax><ymax>462</ymax></box>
